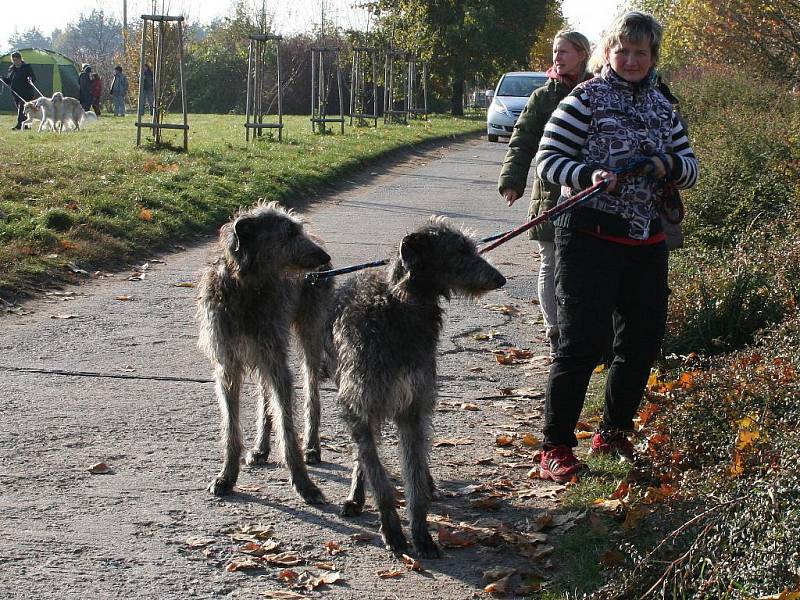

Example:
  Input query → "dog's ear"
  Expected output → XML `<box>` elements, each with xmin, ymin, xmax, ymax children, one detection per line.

<box><xmin>232</xmin><ymin>216</ymin><xmax>255</xmax><ymax>253</ymax></box>
<box><xmin>399</xmin><ymin>232</ymin><xmax>424</xmax><ymax>270</ymax></box>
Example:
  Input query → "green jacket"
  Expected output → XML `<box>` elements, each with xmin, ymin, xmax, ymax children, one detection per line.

<box><xmin>497</xmin><ymin>78</ymin><xmax>573</xmax><ymax>242</ymax></box>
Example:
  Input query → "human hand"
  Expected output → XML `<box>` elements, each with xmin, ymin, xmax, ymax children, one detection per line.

<box><xmin>592</xmin><ymin>169</ymin><xmax>618</xmax><ymax>192</ymax></box>
<box><xmin>502</xmin><ymin>188</ymin><xmax>520</xmax><ymax>207</ymax></box>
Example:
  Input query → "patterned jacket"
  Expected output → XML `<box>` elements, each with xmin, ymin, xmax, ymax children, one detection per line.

<box><xmin>535</xmin><ymin>66</ymin><xmax>698</xmax><ymax>240</ymax></box>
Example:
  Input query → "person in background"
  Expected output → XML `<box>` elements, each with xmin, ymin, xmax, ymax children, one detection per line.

<box><xmin>110</xmin><ymin>65</ymin><xmax>129</xmax><ymax>117</ymax></box>
<box><xmin>78</xmin><ymin>64</ymin><xmax>93</xmax><ymax>111</ymax></box>
<box><xmin>139</xmin><ymin>63</ymin><xmax>155</xmax><ymax>117</ymax></box>
<box><xmin>498</xmin><ymin>30</ymin><xmax>593</xmax><ymax>358</ymax></box>
<box><xmin>90</xmin><ymin>72</ymin><xmax>103</xmax><ymax>116</ymax></box>
<box><xmin>534</xmin><ymin>11</ymin><xmax>699</xmax><ymax>483</ymax></box>
<box><xmin>2</xmin><ymin>51</ymin><xmax>37</xmax><ymax>130</ymax></box>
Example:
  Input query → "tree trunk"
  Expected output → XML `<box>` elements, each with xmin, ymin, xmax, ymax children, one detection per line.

<box><xmin>450</xmin><ymin>77</ymin><xmax>464</xmax><ymax>116</ymax></box>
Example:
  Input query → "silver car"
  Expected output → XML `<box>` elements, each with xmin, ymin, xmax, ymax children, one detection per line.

<box><xmin>486</xmin><ymin>71</ymin><xmax>548</xmax><ymax>142</ymax></box>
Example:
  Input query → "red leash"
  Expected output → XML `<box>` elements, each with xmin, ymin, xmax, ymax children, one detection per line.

<box><xmin>479</xmin><ymin>178</ymin><xmax>611</xmax><ymax>254</ymax></box>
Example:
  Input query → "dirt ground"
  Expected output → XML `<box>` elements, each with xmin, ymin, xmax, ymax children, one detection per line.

<box><xmin>0</xmin><ymin>137</ymin><xmax>577</xmax><ymax>599</ymax></box>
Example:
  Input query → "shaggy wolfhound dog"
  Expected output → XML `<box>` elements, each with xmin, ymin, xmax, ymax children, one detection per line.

<box><xmin>197</xmin><ymin>201</ymin><xmax>333</xmax><ymax>505</ymax></box>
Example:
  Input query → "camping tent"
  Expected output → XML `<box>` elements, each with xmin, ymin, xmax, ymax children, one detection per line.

<box><xmin>0</xmin><ymin>48</ymin><xmax>79</xmax><ymax>111</ymax></box>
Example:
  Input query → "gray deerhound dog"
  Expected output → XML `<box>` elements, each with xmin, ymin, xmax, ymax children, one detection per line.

<box><xmin>197</xmin><ymin>201</ymin><xmax>332</xmax><ymax>504</ymax></box>
<box><xmin>329</xmin><ymin>217</ymin><xmax>506</xmax><ymax>557</ymax></box>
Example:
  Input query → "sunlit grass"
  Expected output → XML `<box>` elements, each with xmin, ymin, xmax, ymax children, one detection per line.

<box><xmin>0</xmin><ymin>113</ymin><xmax>483</xmax><ymax>293</ymax></box>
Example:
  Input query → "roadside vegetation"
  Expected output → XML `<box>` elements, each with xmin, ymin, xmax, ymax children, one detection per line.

<box><xmin>0</xmin><ymin>114</ymin><xmax>482</xmax><ymax>297</ymax></box>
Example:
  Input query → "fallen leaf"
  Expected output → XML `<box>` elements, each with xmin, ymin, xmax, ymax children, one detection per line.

<box><xmin>139</xmin><ymin>208</ymin><xmax>153</xmax><ymax>221</ymax></box>
<box><xmin>575</xmin><ymin>421</ymin><xmax>593</xmax><ymax>431</ymax></box>
<box><xmin>114</xmin><ymin>295</ymin><xmax>132</xmax><ymax>301</ymax></box>
<box><xmin>88</xmin><ymin>462</ymin><xmax>112</xmax><ymax>474</ymax></box>
<box><xmin>277</xmin><ymin>569</ymin><xmax>299</xmax><ymax>582</ymax></box>
<box><xmin>438</xmin><ymin>525</ymin><xmax>477</xmax><ymax>548</ymax></box>
<box><xmin>484</xmin><ymin>573</ymin><xmax>512</xmax><ymax>595</ymax></box>
<box><xmin>485</xmin><ymin>304</ymin><xmax>519</xmax><ymax>316</ymax></box>
<box><xmin>259</xmin><ymin>591</ymin><xmax>306</xmax><ymax>599</ymax></box>
<box><xmin>433</xmin><ymin>437</ymin><xmax>474</xmax><ymax>447</ymax></box>
<box><xmin>324</xmin><ymin>540</ymin><xmax>343</xmax><ymax>556</ymax></box>
<box><xmin>575</xmin><ymin>431</ymin><xmax>593</xmax><ymax>440</ymax></box>
<box><xmin>225</xmin><ymin>556</ymin><xmax>262</xmax><ymax>572</ymax></box>
<box><xmin>263</xmin><ymin>551</ymin><xmax>304</xmax><ymax>566</ymax></box>
<box><xmin>350</xmin><ymin>532</ymin><xmax>374</xmax><ymax>543</ymax></box>
<box><xmin>185</xmin><ymin>536</ymin><xmax>216</xmax><ymax>548</ymax></box>
<box><xmin>314</xmin><ymin>562</ymin><xmax>336</xmax><ymax>571</ymax></box>
<box><xmin>508</xmin><ymin>348</ymin><xmax>534</xmax><ymax>359</ymax></box>
<box><xmin>51</xmin><ymin>314</ymin><xmax>79</xmax><ymax>319</ymax></box>
<box><xmin>521</xmin><ymin>433</ymin><xmax>540</xmax><ymax>447</ymax></box>
<box><xmin>240</xmin><ymin>539</ymin><xmax>280</xmax><ymax>555</ymax></box>
<box><xmin>461</xmin><ymin>403</ymin><xmax>480</xmax><ymax>411</ymax></box>
<box><xmin>401</xmin><ymin>554</ymin><xmax>423</xmax><ymax>571</ymax></box>
<box><xmin>235</xmin><ymin>524</ymin><xmax>274</xmax><ymax>540</ymax></box>
<box><xmin>173</xmin><ymin>282</ymin><xmax>195</xmax><ymax>288</ymax></box>
<box><xmin>495</xmin><ymin>434</ymin><xmax>514</xmax><ymax>446</ymax></box>
<box><xmin>376</xmin><ymin>568</ymin><xmax>404</xmax><ymax>578</ymax></box>
<box><xmin>495</xmin><ymin>353</ymin><xmax>515</xmax><ymax>365</ymax></box>
<box><xmin>302</xmin><ymin>571</ymin><xmax>341</xmax><ymax>590</ymax></box>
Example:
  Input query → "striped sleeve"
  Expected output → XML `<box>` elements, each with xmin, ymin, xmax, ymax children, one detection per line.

<box><xmin>668</xmin><ymin>113</ymin><xmax>699</xmax><ymax>188</ymax></box>
<box><xmin>535</xmin><ymin>90</ymin><xmax>593</xmax><ymax>190</ymax></box>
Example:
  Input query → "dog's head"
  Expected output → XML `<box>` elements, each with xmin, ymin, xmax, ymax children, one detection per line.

<box><xmin>220</xmin><ymin>201</ymin><xmax>330</xmax><ymax>277</ymax></box>
<box><xmin>392</xmin><ymin>216</ymin><xmax>505</xmax><ymax>300</ymax></box>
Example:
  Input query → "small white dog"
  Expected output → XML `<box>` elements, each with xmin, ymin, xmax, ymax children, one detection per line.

<box><xmin>21</xmin><ymin>100</ymin><xmax>52</xmax><ymax>131</ymax></box>
<box><xmin>33</xmin><ymin>93</ymin><xmax>92</xmax><ymax>132</ymax></box>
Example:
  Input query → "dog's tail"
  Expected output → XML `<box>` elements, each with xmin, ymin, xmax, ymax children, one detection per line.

<box><xmin>80</xmin><ymin>110</ymin><xmax>98</xmax><ymax>128</ymax></box>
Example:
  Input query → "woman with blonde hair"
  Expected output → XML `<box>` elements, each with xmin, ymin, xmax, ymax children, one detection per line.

<box><xmin>498</xmin><ymin>29</ymin><xmax>593</xmax><ymax>358</ymax></box>
<box><xmin>534</xmin><ymin>12</ymin><xmax>698</xmax><ymax>482</ymax></box>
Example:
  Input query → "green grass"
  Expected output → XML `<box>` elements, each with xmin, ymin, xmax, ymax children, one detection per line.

<box><xmin>0</xmin><ymin>113</ymin><xmax>483</xmax><ymax>295</ymax></box>
<box><xmin>535</xmin><ymin>370</ymin><xmax>633</xmax><ymax>599</ymax></box>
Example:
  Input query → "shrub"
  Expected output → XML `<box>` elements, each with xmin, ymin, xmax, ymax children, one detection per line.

<box><xmin>41</xmin><ymin>208</ymin><xmax>75</xmax><ymax>232</ymax></box>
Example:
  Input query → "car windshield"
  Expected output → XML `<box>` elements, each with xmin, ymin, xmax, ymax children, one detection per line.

<box><xmin>497</xmin><ymin>75</ymin><xmax>548</xmax><ymax>97</ymax></box>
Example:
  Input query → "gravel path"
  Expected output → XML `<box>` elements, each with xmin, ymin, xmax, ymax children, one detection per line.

<box><xmin>0</xmin><ymin>136</ymin><xmax>570</xmax><ymax>599</ymax></box>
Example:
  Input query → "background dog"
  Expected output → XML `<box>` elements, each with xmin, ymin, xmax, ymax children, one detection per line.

<box><xmin>33</xmin><ymin>93</ymin><xmax>89</xmax><ymax>132</ymax></box>
<box><xmin>197</xmin><ymin>201</ymin><xmax>333</xmax><ymax>505</ymax></box>
<box><xmin>329</xmin><ymin>217</ymin><xmax>506</xmax><ymax>557</ymax></box>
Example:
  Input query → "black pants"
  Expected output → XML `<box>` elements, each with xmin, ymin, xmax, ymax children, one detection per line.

<box><xmin>14</xmin><ymin>98</ymin><xmax>25</xmax><ymax>127</ymax></box>
<box><xmin>543</xmin><ymin>227</ymin><xmax>669</xmax><ymax>447</ymax></box>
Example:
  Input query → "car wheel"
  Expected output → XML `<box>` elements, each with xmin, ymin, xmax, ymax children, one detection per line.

<box><xmin>487</xmin><ymin>134</ymin><xmax>499</xmax><ymax>142</ymax></box>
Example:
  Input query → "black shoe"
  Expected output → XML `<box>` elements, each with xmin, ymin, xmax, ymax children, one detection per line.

<box><xmin>11</xmin><ymin>125</ymin><xmax>21</xmax><ymax>130</ymax></box>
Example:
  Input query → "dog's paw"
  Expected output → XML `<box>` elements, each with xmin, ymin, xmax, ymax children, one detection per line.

<box><xmin>207</xmin><ymin>476</ymin><xmax>234</xmax><ymax>496</ymax></box>
<box><xmin>245</xmin><ymin>449</ymin><xmax>269</xmax><ymax>466</ymax></box>
<box><xmin>412</xmin><ymin>532</ymin><xmax>442</xmax><ymax>559</ymax></box>
<box><xmin>304</xmin><ymin>448</ymin><xmax>321</xmax><ymax>465</ymax></box>
<box><xmin>382</xmin><ymin>529</ymin><xmax>410</xmax><ymax>556</ymax></box>
<box><xmin>340</xmin><ymin>500</ymin><xmax>364</xmax><ymax>517</ymax></box>
<box><xmin>298</xmin><ymin>484</ymin><xmax>326</xmax><ymax>505</ymax></box>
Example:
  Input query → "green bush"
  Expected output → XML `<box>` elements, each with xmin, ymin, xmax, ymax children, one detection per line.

<box><xmin>664</xmin><ymin>67</ymin><xmax>800</xmax><ymax>354</ymax></box>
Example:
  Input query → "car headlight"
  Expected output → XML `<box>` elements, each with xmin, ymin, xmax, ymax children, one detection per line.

<box><xmin>492</xmin><ymin>98</ymin><xmax>512</xmax><ymax>117</ymax></box>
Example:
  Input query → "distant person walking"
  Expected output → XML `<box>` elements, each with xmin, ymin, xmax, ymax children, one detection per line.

<box><xmin>90</xmin><ymin>72</ymin><xmax>103</xmax><ymax>116</ymax></box>
<box><xmin>498</xmin><ymin>30</ymin><xmax>592</xmax><ymax>359</ymax></box>
<box><xmin>139</xmin><ymin>63</ymin><xmax>154</xmax><ymax>117</ymax></box>
<box><xmin>110</xmin><ymin>65</ymin><xmax>129</xmax><ymax>117</ymax></box>
<box><xmin>78</xmin><ymin>64</ymin><xmax>93</xmax><ymax>111</ymax></box>
<box><xmin>2</xmin><ymin>51</ymin><xmax>38</xmax><ymax>130</ymax></box>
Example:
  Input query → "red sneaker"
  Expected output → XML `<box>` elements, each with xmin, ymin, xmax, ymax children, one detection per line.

<box><xmin>589</xmin><ymin>431</ymin><xmax>635</xmax><ymax>461</ymax></box>
<box><xmin>540</xmin><ymin>445</ymin><xmax>586</xmax><ymax>483</ymax></box>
